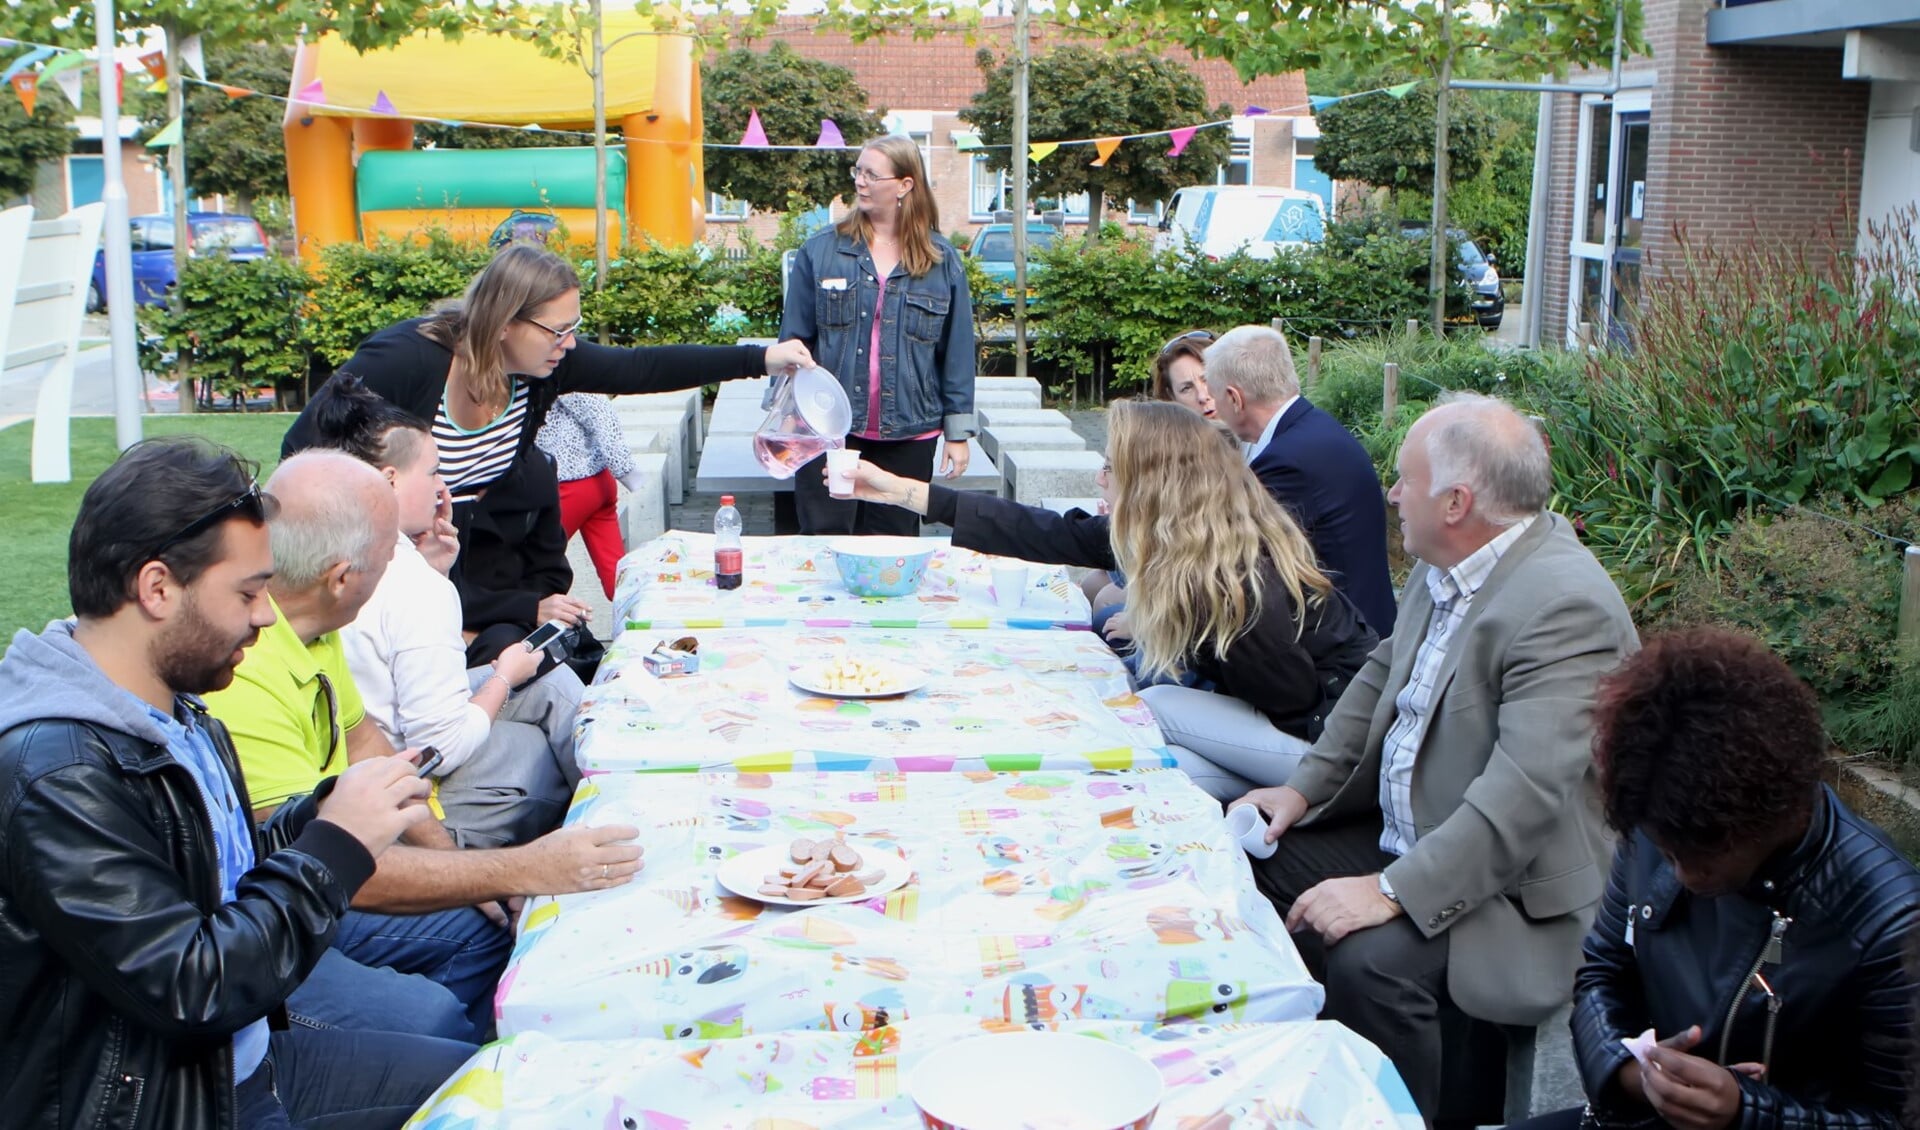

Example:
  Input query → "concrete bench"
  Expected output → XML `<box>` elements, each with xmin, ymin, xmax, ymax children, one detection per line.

<box><xmin>617</xmin><ymin>451</ymin><xmax>672</xmax><ymax>546</ymax></box>
<box><xmin>980</xmin><ymin>424</ymin><xmax>1085</xmax><ymax>464</ymax></box>
<box><xmin>615</xmin><ymin>388</ymin><xmax>703</xmax><ymax>455</ymax></box>
<box><xmin>976</xmin><ymin>376</ymin><xmax>1044</xmax><ymax>399</ymax></box>
<box><xmin>618</xmin><ymin>414</ymin><xmax>688</xmax><ymax>504</ymax></box>
<box><xmin>0</xmin><ymin>202</ymin><xmax>106</xmax><ymax>482</ymax></box>
<box><xmin>707</xmin><ymin>397</ymin><xmax>766</xmax><ymax>436</ymax></box>
<box><xmin>999</xmin><ymin>448</ymin><xmax>1105</xmax><ymax>506</ymax></box>
<box><xmin>695</xmin><ymin>434</ymin><xmax>1002</xmax><ymax>496</ymax></box>
<box><xmin>977</xmin><ymin>406</ymin><xmax>1072</xmax><ymax>430</ymax></box>
<box><xmin>975</xmin><ymin>389</ymin><xmax>1043</xmax><ymax>413</ymax></box>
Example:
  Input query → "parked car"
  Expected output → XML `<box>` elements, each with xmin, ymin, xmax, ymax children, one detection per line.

<box><xmin>1400</xmin><ymin>223</ymin><xmax>1505</xmax><ymax>331</ymax></box>
<box><xmin>1153</xmin><ymin>185</ymin><xmax>1327</xmax><ymax>261</ymax></box>
<box><xmin>968</xmin><ymin>222</ymin><xmax>1058</xmax><ymax>311</ymax></box>
<box><xmin>87</xmin><ymin>212</ymin><xmax>270</xmax><ymax>311</ymax></box>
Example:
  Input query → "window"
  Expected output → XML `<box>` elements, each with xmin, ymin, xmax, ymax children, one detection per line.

<box><xmin>706</xmin><ymin>192</ymin><xmax>750</xmax><ymax>222</ymax></box>
<box><xmin>970</xmin><ymin>154</ymin><xmax>1007</xmax><ymax>219</ymax></box>
<box><xmin>1128</xmin><ymin>198</ymin><xmax>1164</xmax><ymax>224</ymax></box>
<box><xmin>1219</xmin><ymin>137</ymin><xmax>1252</xmax><ymax>186</ymax></box>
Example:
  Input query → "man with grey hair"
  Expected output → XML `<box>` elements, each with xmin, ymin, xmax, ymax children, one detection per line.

<box><xmin>1228</xmin><ymin>392</ymin><xmax>1637</xmax><ymax>1120</ymax></box>
<box><xmin>1204</xmin><ymin>324</ymin><xmax>1396</xmax><ymax>636</ymax></box>
<box><xmin>207</xmin><ymin>452</ymin><xmax>644</xmax><ymax>1044</ymax></box>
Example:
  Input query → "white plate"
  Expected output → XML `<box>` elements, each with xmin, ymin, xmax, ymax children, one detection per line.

<box><xmin>716</xmin><ymin>842</ymin><xmax>912</xmax><ymax>907</ymax></box>
<box><xmin>789</xmin><ymin>658</ymin><xmax>931</xmax><ymax>699</ymax></box>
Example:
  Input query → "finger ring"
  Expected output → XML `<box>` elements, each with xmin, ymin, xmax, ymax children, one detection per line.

<box><xmin>600</xmin><ymin>864</ymin><xmax>609</xmax><ymax>880</ymax></box>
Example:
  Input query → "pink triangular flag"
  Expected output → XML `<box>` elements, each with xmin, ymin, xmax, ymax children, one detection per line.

<box><xmin>740</xmin><ymin>109</ymin><xmax>768</xmax><ymax>148</ymax></box>
<box><xmin>1167</xmin><ymin>126</ymin><xmax>1197</xmax><ymax>158</ymax></box>
<box><xmin>297</xmin><ymin>78</ymin><xmax>323</xmax><ymax>104</ymax></box>
<box><xmin>815</xmin><ymin>118</ymin><xmax>844</xmax><ymax>148</ymax></box>
<box><xmin>371</xmin><ymin>89</ymin><xmax>396</xmax><ymax>114</ymax></box>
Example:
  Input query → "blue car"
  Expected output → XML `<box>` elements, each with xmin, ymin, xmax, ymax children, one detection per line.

<box><xmin>87</xmin><ymin>212</ymin><xmax>270</xmax><ymax>311</ymax></box>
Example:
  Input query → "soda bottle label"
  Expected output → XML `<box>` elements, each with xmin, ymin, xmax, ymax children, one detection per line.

<box><xmin>715</xmin><ymin>548</ymin><xmax>744</xmax><ymax>574</ymax></box>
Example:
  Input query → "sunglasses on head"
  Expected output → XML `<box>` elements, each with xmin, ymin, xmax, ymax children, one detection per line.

<box><xmin>151</xmin><ymin>482</ymin><xmax>266</xmax><ymax>559</ymax></box>
<box><xmin>1159</xmin><ymin>330</ymin><xmax>1215</xmax><ymax>357</ymax></box>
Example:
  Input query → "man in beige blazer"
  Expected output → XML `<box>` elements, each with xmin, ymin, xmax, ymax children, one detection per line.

<box><xmin>1232</xmin><ymin>392</ymin><xmax>1637</xmax><ymax>1120</ymax></box>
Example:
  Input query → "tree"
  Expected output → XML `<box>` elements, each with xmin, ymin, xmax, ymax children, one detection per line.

<box><xmin>1314</xmin><ymin>86</ymin><xmax>1490</xmax><ymax>199</ymax></box>
<box><xmin>961</xmin><ymin>44</ymin><xmax>1230</xmax><ymax>237</ymax></box>
<box><xmin>0</xmin><ymin>90</ymin><xmax>75</xmax><ymax>202</ymax></box>
<box><xmin>700</xmin><ymin>42</ymin><xmax>884</xmax><ymax>212</ymax></box>
<box><xmin>174</xmin><ymin>43</ymin><xmax>295</xmax><ymax>207</ymax></box>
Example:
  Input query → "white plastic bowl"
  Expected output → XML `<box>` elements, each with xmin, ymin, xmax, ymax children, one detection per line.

<box><xmin>908</xmin><ymin>1032</ymin><xmax>1163</xmax><ymax>1130</ymax></box>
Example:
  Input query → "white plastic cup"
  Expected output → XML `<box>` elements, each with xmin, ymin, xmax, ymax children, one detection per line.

<box><xmin>990</xmin><ymin>564</ymin><xmax>1028</xmax><ymax>610</ymax></box>
<box><xmin>1226</xmin><ymin>803</ymin><xmax>1278</xmax><ymax>859</ymax></box>
<box><xmin>825</xmin><ymin>448</ymin><xmax>861</xmax><ymax>498</ymax></box>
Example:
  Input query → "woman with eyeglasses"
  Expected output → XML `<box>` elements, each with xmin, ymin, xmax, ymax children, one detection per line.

<box><xmin>779</xmin><ymin>134</ymin><xmax>977</xmax><ymax>536</ymax></box>
<box><xmin>839</xmin><ymin>399</ymin><xmax>1377</xmax><ymax>801</ymax></box>
<box><xmin>284</xmin><ymin>243</ymin><xmax>812</xmax><ymax>666</ymax></box>
<box><xmin>1152</xmin><ymin>329</ymin><xmax>1219</xmax><ymax>419</ymax></box>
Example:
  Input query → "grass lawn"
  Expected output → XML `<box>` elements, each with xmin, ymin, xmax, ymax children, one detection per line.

<box><xmin>0</xmin><ymin>414</ymin><xmax>294</xmax><ymax>640</ymax></box>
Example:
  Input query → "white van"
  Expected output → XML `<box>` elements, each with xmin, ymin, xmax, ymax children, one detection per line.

<box><xmin>1153</xmin><ymin>185</ymin><xmax>1328</xmax><ymax>260</ymax></box>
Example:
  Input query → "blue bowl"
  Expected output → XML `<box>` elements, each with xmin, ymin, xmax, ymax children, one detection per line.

<box><xmin>831</xmin><ymin>537</ymin><xmax>936</xmax><ymax>597</ymax></box>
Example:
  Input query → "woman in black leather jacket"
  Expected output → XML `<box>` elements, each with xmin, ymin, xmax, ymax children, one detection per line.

<box><xmin>1507</xmin><ymin>628</ymin><xmax>1919</xmax><ymax>1130</ymax></box>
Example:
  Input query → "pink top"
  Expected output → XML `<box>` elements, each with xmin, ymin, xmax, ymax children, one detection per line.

<box><xmin>859</xmin><ymin>266</ymin><xmax>941</xmax><ymax>443</ymax></box>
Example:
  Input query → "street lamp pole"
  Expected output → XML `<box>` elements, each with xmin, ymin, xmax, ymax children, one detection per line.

<box><xmin>94</xmin><ymin>0</ymin><xmax>142</xmax><ymax>449</ymax></box>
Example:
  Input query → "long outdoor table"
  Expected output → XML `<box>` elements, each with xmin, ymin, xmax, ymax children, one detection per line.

<box><xmin>402</xmin><ymin>1018</ymin><xmax>1423</xmax><ymax>1128</ymax></box>
<box><xmin>495</xmin><ymin>770</ymin><xmax>1323</xmax><ymax>1042</ymax></box>
<box><xmin>612</xmin><ymin>534</ymin><xmax>1092</xmax><ymax>635</ymax></box>
<box><xmin>576</xmin><ymin>626</ymin><xmax>1171</xmax><ymax>774</ymax></box>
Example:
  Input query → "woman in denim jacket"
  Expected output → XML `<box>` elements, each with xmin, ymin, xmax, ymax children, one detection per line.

<box><xmin>780</xmin><ymin>134</ymin><xmax>977</xmax><ymax>535</ymax></box>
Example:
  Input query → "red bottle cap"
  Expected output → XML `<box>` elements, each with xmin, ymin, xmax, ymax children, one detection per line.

<box><xmin>721</xmin><ymin>495</ymin><xmax>735</xmax><ymax>506</ymax></box>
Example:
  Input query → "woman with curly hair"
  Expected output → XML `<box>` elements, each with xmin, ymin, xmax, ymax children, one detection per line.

<box><xmin>1506</xmin><ymin>627</ymin><xmax>1920</xmax><ymax>1130</ymax></box>
<box><xmin>840</xmin><ymin>398</ymin><xmax>1376</xmax><ymax>800</ymax></box>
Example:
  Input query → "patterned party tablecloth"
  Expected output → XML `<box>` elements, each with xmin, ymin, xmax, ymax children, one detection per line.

<box><xmin>404</xmin><ymin>1018</ymin><xmax>1422</xmax><ymax>1129</ymax></box>
<box><xmin>496</xmin><ymin>770</ymin><xmax>1321</xmax><ymax>1042</ymax></box>
<box><xmin>576</xmin><ymin>628</ymin><xmax>1169</xmax><ymax>774</ymax></box>
<box><xmin>612</xmin><ymin>534</ymin><xmax>1092</xmax><ymax>633</ymax></box>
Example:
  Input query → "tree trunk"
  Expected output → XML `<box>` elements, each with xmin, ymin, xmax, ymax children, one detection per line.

<box><xmin>166</xmin><ymin>21</ymin><xmax>195</xmax><ymax>412</ymax></box>
<box><xmin>1010</xmin><ymin>0</ymin><xmax>1029</xmax><ymax>380</ymax></box>
<box><xmin>1086</xmin><ymin>190</ymin><xmax>1105</xmax><ymax>241</ymax></box>
<box><xmin>1427</xmin><ymin>10</ymin><xmax>1455</xmax><ymax>339</ymax></box>
<box><xmin>590</xmin><ymin>0</ymin><xmax>609</xmax><ymax>294</ymax></box>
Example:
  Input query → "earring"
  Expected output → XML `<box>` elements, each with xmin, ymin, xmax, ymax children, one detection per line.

<box><xmin>896</xmin><ymin>196</ymin><xmax>904</xmax><ymax>208</ymax></box>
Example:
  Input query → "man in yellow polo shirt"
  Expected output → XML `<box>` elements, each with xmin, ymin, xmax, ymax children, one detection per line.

<box><xmin>207</xmin><ymin>451</ymin><xmax>643</xmax><ymax>1042</ymax></box>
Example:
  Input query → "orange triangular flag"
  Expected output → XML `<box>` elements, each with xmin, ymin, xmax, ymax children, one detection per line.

<box><xmin>139</xmin><ymin>50</ymin><xmax>167</xmax><ymax>80</ymax></box>
<box><xmin>10</xmin><ymin>73</ymin><xmax>37</xmax><ymax>117</ymax></box>
<box><xmin>1090</xmin><ymin>137</ymin><xmax>1122</xmax><ymax>167</ymax></box>
<box><xmin>221</xmin><ymin>85</ymin><xmax>250</xmax><ymax>98</ymax></box>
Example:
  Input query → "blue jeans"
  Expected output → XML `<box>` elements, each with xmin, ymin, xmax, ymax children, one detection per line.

<box><xmin>236</xmin><ymin>1027</ymin><xmax>474</xmax><ymax>1130</ymax></box>
<box><xmin>286</xmin><ymin>908</ymin><xmax>511</xmax><ymax>1043</ymax></box>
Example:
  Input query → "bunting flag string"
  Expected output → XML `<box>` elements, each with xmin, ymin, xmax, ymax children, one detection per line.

<box><xmin>49</xmin><ymin>66</ymin><xmax>82</xmax><ymax>110</ymax></box>
<box><xmin>40</xmin><ymin>50</ymin><xmax>87</xmax><ymax>79</ymax></box>
<box><xmin>1166</xmin><ymin>126</ymin><xmax>1196</xmax><ymax>157</ymax></box>
<box><xmin>10</xmin><ymin>71</ymin><xmax>37</xmax><ymax>116</ymax></box>
<box><xmin>179</xmin><ymin>34</ymin><xmax>204</xmax><ymax>80</ymax></box>
<box><xmin>2</xmin><ymin>45</ymin><xmax>55</xmax><ymax>83</ymax></box>
<box><xmin>1027</xmin><ymin>141</ymin><xmax>1059</xmax><ymax>163</ymax></box>
<box><xmin>145</xmin><ymin>116</ymin><xmax>182</xmax><ymax>148</ymax></box>
<box><xmin>1089</xmin><ymin>137</ymin><xmax>1121</xmax><ymax>167</ymax></box>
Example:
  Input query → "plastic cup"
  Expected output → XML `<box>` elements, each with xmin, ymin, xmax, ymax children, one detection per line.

<box><xmin>826</xmin><ymin>448</ymin><xmax>861</xmax><ymax>498</ymax></box>
<box><xmin>990</xmin><ymin>564</ymin><xmax>1028</xmax><ymax>611</ymax></box>
<box><xmin>1226</xmin><ymin>803</ymin><xmax>1277</xmax><ymax>859</ymax></box>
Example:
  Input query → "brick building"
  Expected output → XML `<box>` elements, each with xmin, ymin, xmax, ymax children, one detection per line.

<box><xmin>1534</xmin><ymin>0</ymin><xmax>1918</xmax><ymax>347</ymax></box>
<box><xmin>703</xmin><ymin>19</ymin><xmax>1318</xmax><ymax>247</ymax></box>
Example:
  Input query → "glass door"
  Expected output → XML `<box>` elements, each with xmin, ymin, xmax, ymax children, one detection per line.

<box><xmin>1606</xmin><ymin>112</ymin><xmax>1649</xmax><ymax>343</ymax></box>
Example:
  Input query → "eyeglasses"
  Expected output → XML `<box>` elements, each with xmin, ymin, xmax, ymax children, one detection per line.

<box><xmin>520</xmin><ymin>314</ymin><xmax>584</xmax><ymax>344</ymax></box>
<box><xmin>151</xmin><ymin>482</ymin><xmax>266</xmax><ymax>559</ymax></box>
<box><xmin>1159</xmin><ymin>329</ymin><xmax>1216</xmax><ymax>358</ymax></box>
<box><xmin>849</xmin><ymin>166</ymin><xmax>902</xmax><ymax>185</ymax></box>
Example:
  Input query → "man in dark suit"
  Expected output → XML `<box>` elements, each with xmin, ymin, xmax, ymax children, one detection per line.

<box><xmin>1231</xmin><ymin>393</ymin><xmax>1638</xmax><ymax>1120</ymax></box>
<box><xmin>1205</xmin><ymin>326</ymin><xmax>1397</xmax><ymax>637</ymax></box>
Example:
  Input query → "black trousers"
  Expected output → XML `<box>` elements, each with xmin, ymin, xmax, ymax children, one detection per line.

<box><xmin>1253</xmin><ymin>813</ymin><xmax>1452</xmax><ymax>1123</ymax></box>
<box><xmin>793</xmin><ymin>435</ymin><xmax>939</xmax><ymax>536</ymax></box>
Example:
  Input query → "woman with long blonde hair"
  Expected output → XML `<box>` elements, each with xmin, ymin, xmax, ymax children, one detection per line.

<box><xmin>843</xmin><ymin>399</ymin><xmax>1376</xmax><ymax>799</ymax></box>
<box><xmin>284</xmin><ymin>242</ymin><xmax>812</xmax><ymax>666</ymax></box>
<box><xmin>781</xmin><ymin>134</ymin><xmax>977</xmax><ymax>536</ymax></box>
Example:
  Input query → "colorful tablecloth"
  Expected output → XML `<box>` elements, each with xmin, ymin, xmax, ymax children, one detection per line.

<box><xmin>497</xmin><ymin>770</ymin><xmax>1321</xmax><ymax>1042</ymax></box>
<box><xmin>576</xmin><ymin>628</ymin><xmax>1170</xmax><ymax>774</ymax></box>
<box><xmin>612</xmin><ymin>534</ymin><xmax>1092</xmax><ymax>634</ymax></box>
<box><xmin>404</xmin><ymin>1018</ymin><xmax>1422</xmax><ymax>1129</ymax></box>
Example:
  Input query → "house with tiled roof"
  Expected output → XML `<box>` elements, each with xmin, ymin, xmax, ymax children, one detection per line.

<box><xmin>705</xmin><ymin>18</ymin><xmax>1325</xmax><ymax>243</ymax></box>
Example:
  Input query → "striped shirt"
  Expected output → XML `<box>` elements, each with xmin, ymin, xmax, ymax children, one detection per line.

<box><xmin>1376</xmin><ymin>515</ymin><xmax>1536</xmax><ymax>857</ymax></box>
<box><xmin>434</xmin><ymin>380</ymin><xmax>529</xmax><ymax>501</ymax></box>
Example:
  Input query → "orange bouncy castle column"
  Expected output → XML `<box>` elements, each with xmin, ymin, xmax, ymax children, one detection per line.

<box><xmin>353</xmin><ymin>117</ymin><xmax>416</xmax><ymax>159</ymax></box>
<box><xmin>688</xmin><ymin>61</ymin><xmax>707</xmax><ymax>243</ymax></box>
<box><xmin>627</xmin><ymin>34</ymin><xmax>696</xmax><ymax>248</ymax></box>
<box><xmin>283</xmin><ymin>47</ymin><xmax>356</xmax><ymax>259</ymax></box>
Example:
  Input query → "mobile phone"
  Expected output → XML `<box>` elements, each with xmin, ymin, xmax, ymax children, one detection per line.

<box><xmin>414</xmin><ymin>746</ymin><xmax>445</xmax><ymax>778</ymax></box>
<box><xmin>522</xmin><ymin>619</ymin><xmax>569</xmax><ymax>652</ymax></box>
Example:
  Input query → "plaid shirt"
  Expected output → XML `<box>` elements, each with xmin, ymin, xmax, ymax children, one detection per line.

<box><xmin>1376</xmin><ymin>515</ymin><xmax>1536</xmax><ymax>857</ymax></box>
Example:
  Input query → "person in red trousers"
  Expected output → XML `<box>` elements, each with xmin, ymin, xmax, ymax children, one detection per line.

<box><xmin>535</xmin><ymin>392</ymin><xmax>647</xmax><ymax>599</ymax></box>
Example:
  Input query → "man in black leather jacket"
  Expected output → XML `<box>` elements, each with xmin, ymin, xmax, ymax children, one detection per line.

<box><xmin>0</xmin><ymin>439</ymin><xmax>473</xmax><ymax>1129</ymax></box>
<box><xmin>1508</xmin><ymin>628</ymin><xmax>1918</xmax><ymax>1130</ymax></box>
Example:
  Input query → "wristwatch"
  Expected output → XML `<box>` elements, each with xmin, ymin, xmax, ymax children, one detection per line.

<box><xmin>1377</xmin><ymin>872</ymin><xmax>1400</xmax><ymax>905</ymax></box>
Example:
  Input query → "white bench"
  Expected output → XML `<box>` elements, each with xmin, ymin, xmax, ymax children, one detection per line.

<box><xmin>1040</xmin><ymin>496</ymin><xmax>1103</xmax><ymax>517</ymax></box>
<box><xmin>615</xmin><ymin>388</ymin><xmax>702</xmax><ymax>456</ymax></box>
<box><xmin>0</xmin><ymin>203</ymin><xmax>105</xmax><ymax>483</ymax></box>
<box><xmin>976</xmin><ymin>376</ymin><xmax>1044</xmax><ymax>399</ymax></box>
<box><xmin>618</xmin><ymin>412</ymin><xmax>689</xmax><ymax>504</ymax></box>
<box><xmin>980</xmin><ymin>424</ymin><xmax>1085</xmax><ymax>464</ymax></box>
<box><xmin>616</xmin><ymin>451</ymin><xmax>671</xmax><ymax>546</ymax></box>
<box><xmin>975</xmin><ymin>388</ymin><xmax>1043</xmax><ymax>413</ymax></box>
<box><xmin>977</xmin><ymin>406</ymin><xmax>1072</xmax><ymax>430</ymax></box>
<box><xmin>999</xmin><ymin>448</ymin><xmax>1105</xmax><ymax>506</ymax></box>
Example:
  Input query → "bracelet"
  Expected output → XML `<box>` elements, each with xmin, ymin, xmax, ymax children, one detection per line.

<box><xmin>484</xmin><ymin>671</ymin><xmax>512</xmax><ymax>695</ymax></box>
